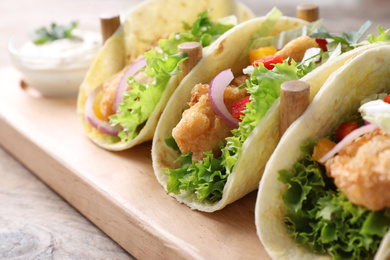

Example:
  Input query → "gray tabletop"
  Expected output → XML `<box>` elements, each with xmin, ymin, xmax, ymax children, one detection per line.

<box><xmin>0</xmin><ymin>0</ymin><xmax>389</xmax><ymax>259</ymax></box>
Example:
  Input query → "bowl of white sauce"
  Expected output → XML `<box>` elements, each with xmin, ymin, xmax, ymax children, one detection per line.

<box><xmin>8</xmin><ymin>22</ymin><xmax>101</xmax><ymax>98</ymax></box>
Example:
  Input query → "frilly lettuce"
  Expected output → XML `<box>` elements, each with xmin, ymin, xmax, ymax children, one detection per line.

<box><xmin>233</xmin><ymin>61</ymin><xmax>299</xmax><ymax>141</ymax></box>
<box><xmin>367</xmin><ymin>26</ymin><xmax>390</xmax><ymax>43</ymax></box>
<box><xmin>165</xmin><ymin>148</ymin><xmax>228</xmax><ymax>202</ymax></box>
<box><xmin>110</xmin><ymin>51</ymin><xmax>188</xmax><ymax>141</ymax></box>
<box><xmin>110</xmin><ymin>10</ymin><xmax>235</xmax><ymax>141</ymax></box>
<box><xmin>279</xmin><ymin>141</ymin><xmax>390</xmax><ymax>260</ymax></box>
<box><xmin>163</xmin><ymin>12</ymin><xmax>390</xmax><ymax>203</ymax></box>
<box><xmin>165</xmin><ymin>61</ymin><xmax>302</xmax><ymax>202</ymax></box>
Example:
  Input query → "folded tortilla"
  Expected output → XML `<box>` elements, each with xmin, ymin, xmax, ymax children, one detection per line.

<box><xmin>151</xmin><ymin>15</ymin><xmax>314</xmax><ymax>212</ymax></box>
<box><xmin>152</xmin><ymin>12</ymin><xmax>390</xmax><ymax>212</ymax></box>
<box><xmin>255</xmin><ymin>43</ymin><xmax>390</xmax><ymax>259</ymax></box>
<box><xmin>77</xmin><ymin>0</ymin><xmax>254</xmax><ymax>151</ymax></box>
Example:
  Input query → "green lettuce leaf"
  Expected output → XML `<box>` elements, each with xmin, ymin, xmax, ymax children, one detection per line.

<box><xmin>190</xmin><ymin>10</ymin><xmax>235</xmax><ymax>47</ymax></box>
<box><xmin>367</xmin><ymin>25</ymin><xmax>390</xmax><ymax>43</ymax></box>
<box><xmin>165</xmin><ymin>150</ymin><xmax>228</xmax><ymax>202</ymax></box>
<box><xmin>165</xmin><ymin>61</ymin><xmax>303</xmax><ymax>202</ymax></box>
<box><xmin>163</xmin><ymin>15</ymin><xmax>384</xmax><ymax>205</ymax></box>
<box><xmin>279</xmin><ymin>141</ymin><xmax>390</xmax><ymax>260</ymax></box>
<box><xmin>110</xmin><ymin>10</ymin><xmax>235</xmax><ymax>141</ymax></box>
<box><xmin>232</xmin><ymin>61</ymin><xmax>300</xmax><ymax>142</ymax></box>
<box><xmin>110</xmin><ymin>51</ymin><xmax>188</xmax><ymax>141</ymax></box>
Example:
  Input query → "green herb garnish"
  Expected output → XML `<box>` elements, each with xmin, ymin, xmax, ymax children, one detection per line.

<box><xmin>29</xmin><ymin>21</ymin><xmax>78</xmax><ymax>44</ymax></box>
<box><xmin>310</xmin><ymin>20</ymin><xmax>372</xmax><ymax>48</ymax></box>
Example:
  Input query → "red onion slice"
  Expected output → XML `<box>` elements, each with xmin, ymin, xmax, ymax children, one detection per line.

<box><xmin>84</xmin><ymin>88</ymin><xmax>122</xmax><ymax>136</ymax></box>
<box><xmin>114</xmin><ymin>57</ymin><xmax>147</xmax><ymax>112</ymax></box>
<box><xmin>209</xmin><ymin>69</ymin><xmax>240</xmax><ymax>129</ymax></box>
<box><xmin>318</xmin><ymin>123</ymin><xmax>379</xmax><ymax>164</ymax></box>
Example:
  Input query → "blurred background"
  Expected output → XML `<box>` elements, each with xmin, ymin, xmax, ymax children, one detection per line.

<box><xmin>1</xmin><ymin>0</ymin><xmax>390</xmax><ymax>67</ymax></box>
<box><xmin>0</xmin><ymin>0</ymin><xmax>389</xmax><ymax>259</ymax></box>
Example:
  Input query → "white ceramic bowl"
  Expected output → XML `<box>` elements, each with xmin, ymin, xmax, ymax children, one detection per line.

<box><xmin>8</xmin><ymin>30</ymin><xmax>101</xmax><ymax>98</ymax></box>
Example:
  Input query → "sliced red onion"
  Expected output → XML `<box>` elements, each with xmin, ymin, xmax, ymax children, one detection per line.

<box><xmin>209</xmin><ymin>69</ymin><xmax>240</xmax><ymax>129</ymax></box>
<box><xmin>84</xmin><ymin>88</ymin><xmax>122</xmax><ymax>136</ymax></box>
<box><xmin>114</xmin><ymin>57</ymin><xmax>147</xmax><ymax>112</ymax></box>
<box><xmin>318</xmin><ymin>124</ymin><xmax>379</xmax><ymax>164</ymax></box>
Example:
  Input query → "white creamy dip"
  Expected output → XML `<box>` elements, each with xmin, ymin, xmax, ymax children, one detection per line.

<box><xmin>18</xmin><ymin>29</ymin><xmax>101</xmax><ymax>70</ymax></box>
<box><xmin>9</xmin><ymin>28</ymin><xmax>102</xmax><ymax>97</ymax></box>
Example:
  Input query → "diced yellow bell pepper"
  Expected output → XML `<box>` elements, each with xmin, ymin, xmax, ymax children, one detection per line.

<box><xmin>249</xmin><ymin>46</ymin><xmax>278</xmax><ymax>64</ymax></box>
<box><xmin>312</xmin><ymin>138</ymin><xmax>336</xmax><ymax>164</ymax></box>
<box><xmin>92</xmin><ymin>91</ymin><xmax>105</xmax><ymax>121</ymax></box>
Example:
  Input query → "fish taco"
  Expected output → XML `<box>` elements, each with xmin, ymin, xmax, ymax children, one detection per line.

<box><xmin>256</xmin><ymin>41</ymin><xmax>390</xmax><ymax>259</ymax></box>
<box><xmin>152</xmin><ymin>8</ymin><xmax>387</xmax><ymax>212</ymax></box>
<box><xmin>77</xmin><ymin>0</ymin><xmax>254</xmax><ymax>150</ymax></box>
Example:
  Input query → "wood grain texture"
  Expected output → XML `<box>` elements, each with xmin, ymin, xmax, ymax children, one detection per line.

<box><xmin>0</xmin><ymin>67</ymin><xmax>269</xmax><ymax>259</ymax></box>
<box><xmin>178</xmin><ymin>42</ymin><xmax>203</xmax><ymax>81</ymax></box>
<box><xmin>279</xmin><ymin>80</ymin><xmax>310</xmax><ymax>137</ymax></box>
<box><xmin>0</xmin><ymin>147</ymin><xmax>132</xmax><ymax>259</ymax></box>
<box><xmin>100</xmin><ymin>14</ymin><xmax>121</xmax><ymax>44</ymax></box>
<box><xmin>0</xmin><ymin>1</ymin><xmax>389</xmax><ymax>259</ymax></box>
<box><xmin>296</xmin><ymin>4</ymin><xmax>319</xmax><ymax>22</ymax></box>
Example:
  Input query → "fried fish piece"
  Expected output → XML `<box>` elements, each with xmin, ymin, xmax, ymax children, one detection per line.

<box><xmin>325</xmin><ymin>128</ymin><xmax>390</xmax><ymax>211</ymax></box>
<box><xmin>99</xmin><ymin>63</ymin><xmax>152</xmax><ymax>121</ymax></box>
<box><xmin>173</xmin><ymin>81</ymin><xmax>248</xmax><ymax>161</ymax></box>
<box><xmin>275</xmin><ymin>36</ymin><xmax>319</xmax><ymax>63</ymax></box>
<box><xmin>99</xmin><ymin>65</ymin><xmax>130</xmax><ymax>121</ymax></box>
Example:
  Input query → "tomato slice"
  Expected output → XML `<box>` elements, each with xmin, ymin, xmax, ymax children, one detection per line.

<box><xmin>252</xmin><ymin>55</ymin><xmax>284</xmax><ymax>70</ymax></box>
<box><xmin>335</xmin><ymin>121</ymin><xmax>359</xmax><ymax>142</ymax></box>
<box><xmin>314</xmin><ymin>38</ymin><xmax>328</xmax><ymax>52</ymax></box>
<box><xmin>231</xmin><ymin>96</ymin><xmax>251</xmax><ymax>120</ymax></box>
<box><xmin>384</xmin><ymin>94</ymin><xmax>390</xmax><ymax>104</ymax></box>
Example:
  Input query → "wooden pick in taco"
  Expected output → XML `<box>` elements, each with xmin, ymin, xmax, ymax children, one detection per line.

<box><xmin>77</xmin><ymin>0</ymin><xmax>254</xmax><ymax>150</ymax></box>
<box><xmin>152</xmin><ymin>8</ymin><xmax>390</xmax><ymax>212</ymax></box>
<box><xmin>256</xmin><ymin>40</ymin><xmax>390</xmax><ymax>259</ymax></box>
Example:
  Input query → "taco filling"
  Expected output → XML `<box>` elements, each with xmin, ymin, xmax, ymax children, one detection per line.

<box><xmin>84</xmin><ymin>10</ymin><xmax>237</xmax><ymax>142</ymax></box>
<box><xmin>163</xmin><ymin>9</ymin><xmax>387</xmax><ymax>204</ymax></box>
<box><xmin>172</xmin><ymin>76</ymin><xmax>249</xmax><ymax>161</ymax></box>
<box><xmin>278</xmin><ymin>95</ymin><xmax>390</xmax><ymax>259</ymax></box>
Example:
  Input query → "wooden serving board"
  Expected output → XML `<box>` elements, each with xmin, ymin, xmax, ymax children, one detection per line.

<box><xmin>0</xmin><ymin>66</ymin><xmax>270</xmax><ymax>260</ymax></box>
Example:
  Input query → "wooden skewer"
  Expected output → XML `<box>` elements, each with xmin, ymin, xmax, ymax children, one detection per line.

<box><xmin>177</xmin><ymin>42</ymin><xmax>203</xmax><ymax>82</ymax></box>
<box><xmin>100</xmin><ymin>14</ymin><xmax>121</xmax><ymax>44</ymax></box>
<box><xmin>279</xmin><ymin>80</ymin><xmax>310</xmax><ymax>138</ymax></box>
<box><xmin>296</xmin><ymin>4</ymin><xmax>319</xmax><ymax>22</ymax></box>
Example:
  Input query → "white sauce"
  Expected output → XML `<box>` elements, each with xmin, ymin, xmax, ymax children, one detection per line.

<box><xmin>10</xmin><ymin>28</ymin><xmax>102</xmax><ymax>97</ymax></box>
<box><xmin>360</xmin><ymin>100</ymin><xmax>390</xmax><ymax>135</ymax></box>
<box><xmin>18</xmin><ymin>29</ymin><xmax>101</xmax><ymax>70</ymax></box>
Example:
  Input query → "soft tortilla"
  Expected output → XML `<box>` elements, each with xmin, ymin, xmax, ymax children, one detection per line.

<box><xmin>152</xmin><ymin>14</ymin><xmax>390</xmax><ymax>212</ymax></box>
<box><xmin>152</xmin><ymin>16</ymin><xmax>307</xmax><ymax>212</ymax></box>
<box><xmin>77</xmin><ymin>0</ymin><xmax>254</xmax><ymax>151</ymax></box>
<box><xmin>255</xmin><ymin>43</ymin><xmax>390</xmax><ymax>259</ymax></box>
